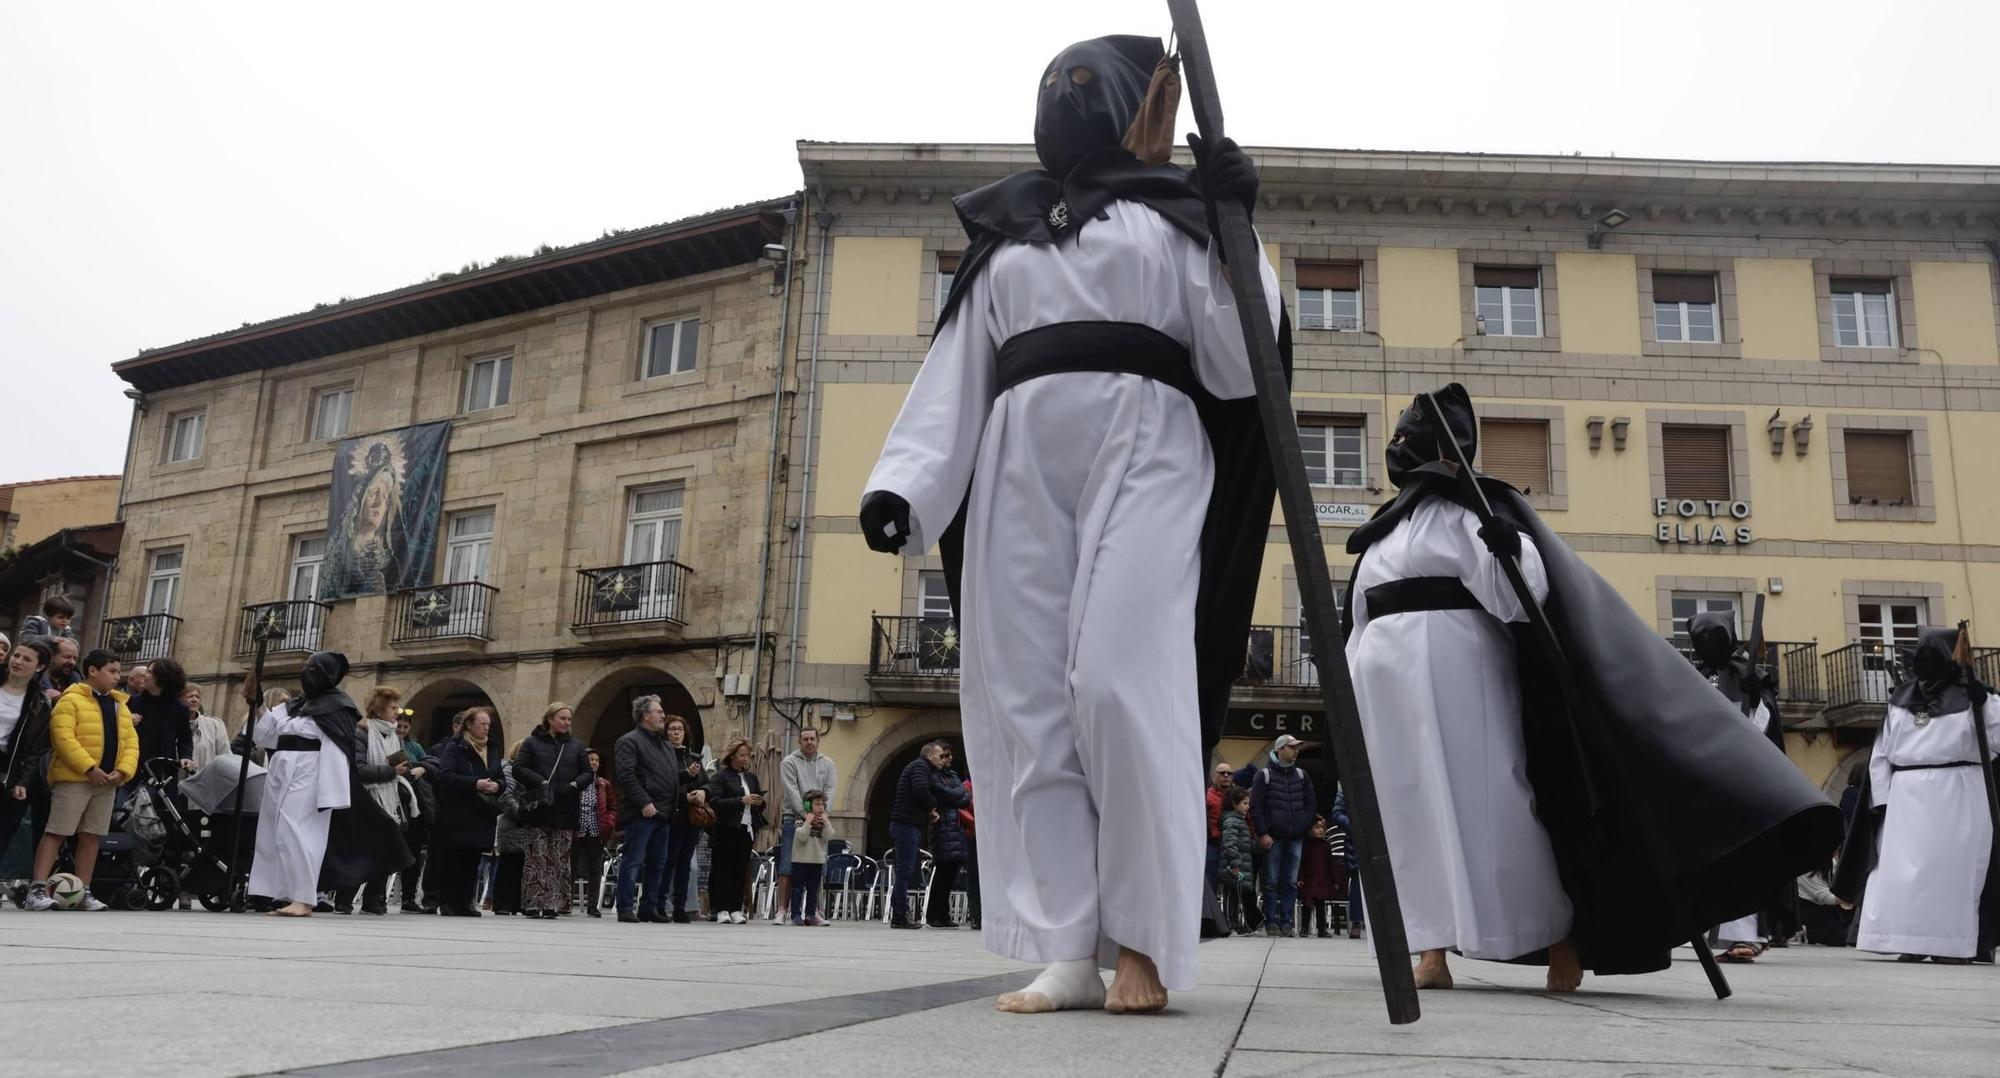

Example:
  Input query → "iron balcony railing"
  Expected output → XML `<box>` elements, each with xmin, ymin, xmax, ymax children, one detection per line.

<box><xmin>235</xmin><ymin>600</ymin><xmax>331</xmax><ymax>657</ymax></box>
<box><xmin>391</xmin><ymin>581</ymin><xmax>497</xmax><ymax>643</ymax></box>
<box><xmin>1667</xmin><ymin>638</ymin><xmax>1822</xmax><ymax>704</ymax></box>
<box><xmin>101</xmin><ymin>613</ymin><xmax>182</xmax><ymax>663</ymax></box>
<box><xmin>573</xmin><ymin>560</ymin><xmax>693</xmax><ymax>629</ymax></box>
<box><xmin>1823</xmin><ymin>641</ymin><xmax>1899</xmax><ymax>712</ymax></box>
<box><xmin>1240</xmin><ymin>624</ymin><xmax>1320</xmax><ymax>688</ymax></box>
<box><xmin>1974</xmin><ymin>647</ymin><xmax>2000</xmax><ymax>689</ymax></box>
<box><xmin>869</xmin><ymin>615</ymin><xmax>960</xmax><ymax>678</ymax></box>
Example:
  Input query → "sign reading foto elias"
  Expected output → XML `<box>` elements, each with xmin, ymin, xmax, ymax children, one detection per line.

<box><xmin>1653</xmin><ymin>498</ymin><xmax>1753</xmax><ymax>545</ymax></box>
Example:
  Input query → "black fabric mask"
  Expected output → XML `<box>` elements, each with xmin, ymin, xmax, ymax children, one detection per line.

<box><xmin>1033</xmin><ymin>35</ymin><xmax>1160</xmax><ymax>180</ymax></box>
<box><xmin>1890</xmin><ymin>627</ymin><xmax>1969</xmax><ymax>716</ymax></box>
<box><xmin>301</xmin><ymin>650</ymin><xmax>350</xmax><ymax>700</ymax></box>
<box><xmin>1386</xmin><ymin>384</ymin><xmax>1479</xmax><ymax>488</ymax></box>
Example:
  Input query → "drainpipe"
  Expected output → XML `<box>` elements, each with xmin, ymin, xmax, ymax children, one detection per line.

<box><xmin>103</xmin><ymin>391</ymin><xmax>144</xmax><ymax>641</ymax></box>
<box><xmin>783</xmin><ymin>203</ymin><xmax>835</xmax><ymax>710</ymax></box>
<box><xmin>746</xmin><ymin>196</ymin><xmax>801</xmax><ymax>746</ymax></box>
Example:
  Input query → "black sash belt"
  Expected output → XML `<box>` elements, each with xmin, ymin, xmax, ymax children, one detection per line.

<box><xmin>994</xmin><ymin>321</ymin><xmax>1202</xmax><ymax>401</ymax></box>
<box><xmin>274</xmin><ymin>735</ymin><xmax>321</xmax><ymax>754</ymax></box>
<box><xmin>1365</xmin><ymin>576</ymin><xmax>1482</xmax><ymax>618</ymax></box>
<box><xmin>1889</xmin><ymin>761</ymin><xmax>1981</xmax><ymax>772</ymax></box>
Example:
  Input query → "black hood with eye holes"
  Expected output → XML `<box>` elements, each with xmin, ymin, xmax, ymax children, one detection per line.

<box><xmin>1891</xmin><ymin>626</ymin><xmax>1972</xmax><ymax>715</ymax></box>
<box><xmin>1033</xmin><ymin>34</ymin><xmax>1159</xmax><ymax>179</ymax></box>
<box><xmin>1385</xmin><ymin>383</ymin><xmax>1478</xmax><ymax>489</ymax></box>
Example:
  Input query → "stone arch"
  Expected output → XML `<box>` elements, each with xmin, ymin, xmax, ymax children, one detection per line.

<box><xmin>401</xmin><ymin>675</ymin><xmax>504</xmax><ymax>749</ymax></box>
<box><xmin>848</xmin><ymin>710</ymin><xmax>965</xmax><ymax>858</ymax></box>
<box><xmin>1821</xmin><ymin>744</ymin><xmax>1871</xmax><ymax>800</ymax></box>
<box><xmin>570</xmin><ymin>658</ymin><xmax>707</xmax><ymax>759</ymax></box>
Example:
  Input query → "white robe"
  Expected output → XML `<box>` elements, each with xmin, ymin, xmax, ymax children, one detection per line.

<box><xmin>1345</xmin><ymin>498</ymin><xmax>1573</xmax><ymax>960</ymax></box>
<box><xmin>1714</xmin><ymin>699</ymin><xmax>1775</xmax><ymax>945</ymax></box>
<box><xmin>1857</xmin><ymin>698</ymin><xmax>1999</xmax><ymax>958</ymax></box>
<box><xmin>864</xmin><ymin>201</ymin><xmax>1277</xmax><ymax>990</ymax></box>
<box><xmin>247</xmin><ymin>704</ymin><xmax>349</xmax><ymax>906</ymax></box>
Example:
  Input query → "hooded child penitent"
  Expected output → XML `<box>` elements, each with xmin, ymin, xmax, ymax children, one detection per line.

<box><xmin>858</xmin><ymin>34</ymin><xmax>1279</xmax><ymax>1010</ymax></box>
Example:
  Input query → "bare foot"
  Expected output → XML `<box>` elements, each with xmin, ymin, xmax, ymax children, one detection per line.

<box><xmin>996</xmin><ymin>958</ymin><xmax>1104</xmax><ymax>1014</ymax></box>
<box><xmin>1413</xmin><ymin>949</ymin><xmax>1454</xmax><ymax>990</ymax></box>
<box><xmin>1545</xmin><ymin>937</ymin><xmax>1584</xmax><ymax>992</ymax></box>
<box><xmin>269</xmin><ymin>902</ymin><xmax>313</xmax><ymax>918</ymax></box>
<box><xmin>1104</xmin><ymin>949</ymin><xmax>1169</xmax><ymax>1014</ymax></box>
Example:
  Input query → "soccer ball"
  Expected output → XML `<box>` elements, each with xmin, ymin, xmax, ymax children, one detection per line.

<box><xmin>49</xmin><ymin>872</ymin><xmax>86</xmax><ymax>910</ymax></box>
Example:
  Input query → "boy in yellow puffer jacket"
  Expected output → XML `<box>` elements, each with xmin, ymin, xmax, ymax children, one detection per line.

<box><xmin>25</xmin><ymin>649</ymin><xmax>136</xmax><ymax>911</ymax></box>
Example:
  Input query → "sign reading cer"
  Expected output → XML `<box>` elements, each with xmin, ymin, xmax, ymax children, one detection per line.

<box><xmin>1653</xmin><ymin>498</ymin><xmax>1753</xmax><ymax>545</ymax></box>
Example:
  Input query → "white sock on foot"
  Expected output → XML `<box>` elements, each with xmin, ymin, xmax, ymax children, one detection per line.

<box><xmin>1012</xmin><ymin>958</ymin><xmax>1106</xmax><ymax>1010</ymax></box>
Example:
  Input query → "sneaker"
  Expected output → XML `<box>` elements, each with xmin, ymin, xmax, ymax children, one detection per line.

<box><xmin>78</xmin><ymin>890</ymin><xmax>109</xmax><ymax>912</ymax></box>
<box><xmin>1280</xmin><ymin>925</ymin><xmax>1297</xmax><ymax>938</ymax></box>
<box><xmin>808</xmin><ymin>916</ymin><xmax>831</xmax><ymax>927</ymax></box>
<box><xmin>1264</xmin><ymin>924</ymin><xmax>1280</xmax><ymax>938</ymax></box>
<box><xmin>24</xmin><ymin>883</ymin><xmax>54</xmax><ymax>911</ymax></box>
<box><xmin>731</xmin><ymin>911</ymin><xmax>747</xmax><ymax>924</ymax></box>
<box><xmin>671</xmin><ymin>911</ymin><xmax>691</xmax><ymax>924</ymax></box>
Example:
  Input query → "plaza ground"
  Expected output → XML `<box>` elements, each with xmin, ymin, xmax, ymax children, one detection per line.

<box><xmin>4</xmin><ymin>909</ymin><xmax>1995</xmax><ymax>1076</ymax></box>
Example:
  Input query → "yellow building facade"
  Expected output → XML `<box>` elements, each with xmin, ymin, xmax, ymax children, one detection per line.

<box><xmin>789</xmin><ymin>144</ymin><xmax>2000</xmax><ymax>846</ymax></box>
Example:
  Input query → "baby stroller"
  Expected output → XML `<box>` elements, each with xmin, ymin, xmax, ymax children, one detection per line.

<box><xmin>115</xmin><ymin>757</ymin><xmax>251</xmax><ymax>910</ymax></box>
<box><xmin>179</xmin><ymin>753</ymin><xmax>267</xmax><ymax>911</ymax></box>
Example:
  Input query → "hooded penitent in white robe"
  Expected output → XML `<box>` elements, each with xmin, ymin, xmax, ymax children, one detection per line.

<box><xmin>863</xmin><ymin>201</ymin><xmax>1277</xmax><ymax>991</ymax></box>
<box><xmin>248</xmin><ymin>704</ymin><xmax>350</xmax><ymax>906</ymax></box>
<box><xmin>1856</xmin><ymin>698</ymin><xmax>1999</xmax><ymax>958</ymax></box>
<box><xmin>1345</xmin><ymin>497</ymin><xmax>1573</xmax><ymax>960</ymax></box>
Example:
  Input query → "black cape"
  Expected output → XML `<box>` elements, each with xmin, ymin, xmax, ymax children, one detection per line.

<box><xmin>1832</xmin><ymin>672</ymin><xmax>2000</xmax><ymax>960</ymax></box>
<box><xmin>296</xmin><ymin>688</ymin><xmax>414</xmax><ymax>891</ymax></box>
<box><xmin>1688</xmin><ymin>613</ymin><xmax>1795</xmax><ymax>938</ymax></box>
<box><xmin>934</xmin><ymin>148</ymin><xmax>1288</xmax><ymax>760</ymax></box>
<box><xmin>1345</xmin><ymin>463</ymin><xmax>1844</xmax><ymax>974</ymax></box>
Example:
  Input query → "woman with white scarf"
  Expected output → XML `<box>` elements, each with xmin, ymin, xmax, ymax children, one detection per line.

<box><xmin>332</xmin><ymin>687</ymin><xmax>423</xmax><ymax>915</ymax></box>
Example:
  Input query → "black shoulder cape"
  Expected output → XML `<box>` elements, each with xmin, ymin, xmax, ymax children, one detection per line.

<box><xmin>1832</xmin><ymin>678</ymin><xmax>2000</xmax><ymax>960</ymax></box>
<box><xmin>297</xmin><ymin>689</ymin><xmax>413</xmax><ymax>890</ymax></box>
<box><xmin>934</xmin><ymin>148</ymin><xmax>1288</xmax><ymax>762</ymax></box>
<box><xmin>1346</xmin><ymin>467</ymin><xmax>1844</xmax><ymax>974</ymax></box>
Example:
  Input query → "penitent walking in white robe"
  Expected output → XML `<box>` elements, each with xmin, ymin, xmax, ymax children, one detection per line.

<box><xmin>1856</xmin><ymin>698</ymin><xmax>1999</xmax><ymax>958</ymax></box>
<box><xmin>1345</xmin><ymin>498</ymin><xmax>1573</xmax><ymax>960</ymax></box>
<box><xmin>863</xmin><ymin>201</ymin><xmax>1277</xmax><ymax>991</ymax></box>
<box><xmin>248</xmin><ymin>704</ymin><xmax>349</xmax><ymax>906</ymax></box>
<box><xmin>1714</xmin><ymin>698</ymin><xmax>1776</xmax><ymax>947</ymax></box>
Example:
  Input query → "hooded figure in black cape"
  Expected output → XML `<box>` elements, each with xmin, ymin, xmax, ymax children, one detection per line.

<box><xmin>1689</xmin><ymin>612</ymin><xmax>1797</xmax><ymax>956</ymax></box>
<box><xmin>298</xmin><ymin>652</ymin><xmax>412</xmax><ymax>893</ymax></box>
<box><xmin>858</xmin><ymin>34</ymin><xmax>1283</xmax><ymax>1013</ymax></box>
<box><xmin>1833</xmin><ymin>629</ymin><xmax>2000</xmax><ymax>961</ymax></box>
<box><xmin>1342</xmin><ymin>384</ymin><xmax>1842</xmax><ymax>990</ymax></box>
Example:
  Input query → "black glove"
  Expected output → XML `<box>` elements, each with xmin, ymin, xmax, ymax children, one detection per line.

<box><xmin>1188</xmin><ymin>133</ymin><xmax>1258</xmax><ymax>216</ymax></box>
<box><xmin>859</xmin><ymin>491</ymin><xmax>912</xmax><ymax>554</ymax></box>
<box><xmin>1477</xmin><ymin>520</ymin><xmax>1522</xmax><ymax>561</ymax></box>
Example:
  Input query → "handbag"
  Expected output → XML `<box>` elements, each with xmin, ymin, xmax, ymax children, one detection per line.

<box><xmin>687</xmin><ymin>798</ymin><xmax>716</xmax><ymax>828</ymax></box>
<box><xmin>510</xmin><ymin>741</ymin><xmax>566</xmax><ymax>823</ymax></box>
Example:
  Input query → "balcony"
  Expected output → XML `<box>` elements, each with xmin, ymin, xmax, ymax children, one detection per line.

<box><xmin>391</xmin><ymin>581</ymin><xmax>496</xmax><ymax>652</ymax></box>
<box><xmin>866</xmin><ymin>615</ymin><xmax>960</xmax><ymax>704</ymax></box>
<box><xmin>572</xmin><ymin>560</ymin><xmax>693</xmax><ymax>635</ymax></box>
<box><xmin>101</xmin><ymin>614</ymin><xmax>182</xmax><ymax>663</ymax></box>
<box><xmin>235</xmin><ymin>601</ymin><xmax>331</xmax><ymax>659</ymax></box>
<box><xmin>1240</xmin><ymin>625</ymin><xmax>1321</xmax><ymax>689</ymax></box>
<box><xmin>1822</xmin><ymin>641</ymin><xmax>1896</xmax><ymax>726</ymax></box>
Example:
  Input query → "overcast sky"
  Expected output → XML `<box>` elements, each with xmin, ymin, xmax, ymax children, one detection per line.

<box><xmin>4</xmin><ymin>0</ymin><xmax>1996</xmax><ymax>482</ymax></box>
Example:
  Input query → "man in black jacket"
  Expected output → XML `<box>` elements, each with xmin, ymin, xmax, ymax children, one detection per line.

<box><xmin>1250</xmin><ymin>735</ymin><xmax>1316</xmax><ymax>938</ymax></box>
<box><xmin>612</xmin><ymin>695</ymin><xmax>678</xmax><ymax>923</ymax></box>
<box><xmin>888</xmin><ymin>743</ymin><xmax>950</xmax><ymax>928</ymax></box>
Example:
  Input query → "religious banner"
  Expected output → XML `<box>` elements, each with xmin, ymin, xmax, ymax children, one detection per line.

<box><xmin>320</xmin><ymin>421</ymin><xmax>451</xmax><ymax>600</ymax></box>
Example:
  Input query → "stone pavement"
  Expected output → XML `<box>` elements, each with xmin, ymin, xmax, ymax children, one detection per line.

<box><xmin>3</xmin><ymin>909</ymin><xmax>1995</xmax><ymax>1077</ymax></box>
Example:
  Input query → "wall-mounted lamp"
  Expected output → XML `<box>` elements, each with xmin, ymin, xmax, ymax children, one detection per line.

<box><xmin>1474</xmin><ymin>313</ymin><xmax>1488</xmax><ymax>335</ymax></box>
<box><xmin>1585</xmin><ymin>415</ymin><xmax>1606</xmax><ymax>451</ymax></box>
<box><xmin>122</xmin><ymin>387</ymin><xmax>147</xmax><ymax>417</ymax></box>
<box><xmin>762</xmin><ymin>242</ymin><xmax>790</xmax><ymax>291</ymax></box>
<box><xmin>1766</xmin><ymin>409</ymin><xmax>1786</xmax><ymax>455</ymax></box>
<box><xmin>1586</xmin><ymin>207</ymin><xmax>1631</xmax><ymax>250</ymax></box>
<box><xmin>1768</xmin><ymin>577</ymin><xmax>1785</xmax><ymax>596</ymax></box>
<box><xmin>1610</xmin><ymin>416</ymin><xmax>1631</xmax><ymax>451</ymax></box>
<box><xmin>1791</xmin><ymin>414</ymin><xmax>1814</xmax><ymax>457</ymax></box>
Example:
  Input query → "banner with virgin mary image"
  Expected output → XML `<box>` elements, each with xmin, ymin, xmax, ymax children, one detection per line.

<box><xmin>320</xmin><ymin>421</ymin><xmax>451</xmax><ymax>600</ymax></box>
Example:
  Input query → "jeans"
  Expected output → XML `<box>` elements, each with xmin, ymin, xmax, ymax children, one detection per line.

<box><xmin>888</xmin><ymin>820</ymin><xmax>923</xmax><ymax>923</ymax></box>
<box><xmin>1262</xmin><ymin>837</ymin><xmax>1303</xmax><ymax>927</ymax></box>
<box><xmin>666</xmin><ymin>821</ymin><xmax>702</xmax><ymax>914</ymax></box>
<box><xmin>776</xmin><ymin>815</ymin><xmax>798</xmax><ymax>876</ymax></box>
<box><xmin>616</xmin><ymin>814</ymin><xmax>670</xmax><ymax>914</ymax></box>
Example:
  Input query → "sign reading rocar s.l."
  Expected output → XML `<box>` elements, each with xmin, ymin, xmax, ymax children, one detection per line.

<box><xmin>1653</xmin><ymin>498</ymin><xmax>1753</xmax><ymax>545</ymax></box>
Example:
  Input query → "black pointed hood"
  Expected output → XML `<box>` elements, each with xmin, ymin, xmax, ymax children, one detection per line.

<box><xmin>1033</xmin><ymin>35</ymin><xmax>1160</xmax><ymax>180</ymax></box>
<box><xmin>1891</xmin><ymin>627</ymin><xmax>1971</xmax><ymax>715</ymax></box>
<box><xmin>1386</xmin><ymin>383</ymin><xmax>1478</xmax><ymax>489</ymax></box>
<box><xmin>1689</xmin><ymin>611</ymin><xmax>1756</xmax><ymax>708</ymax></box>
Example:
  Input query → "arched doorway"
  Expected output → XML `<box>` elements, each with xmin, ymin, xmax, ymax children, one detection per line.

<box><xmin>573</xmin><ymin>664</ymin><xmax>705</xmax><ymax>760</ymax></box>
<box><xmin>862</xmin><ymin>733</ymin><xmax>969</xmax><ymax>859</ymax></box>
<box><xmin>406</xmin><ymin>678</ymin><xmax>503</xmax><ymax>751</ymax></box>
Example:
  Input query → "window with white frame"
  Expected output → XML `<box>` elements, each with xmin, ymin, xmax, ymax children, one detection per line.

<box><xmin>622</xmin><ymin>485</ymin><xmax>685</xmax><ymax>620</ymax></box>
<box><xmin>919</xmin><ymin>572</ymin><xmax>954</xmax><ymax>620</ymax></box>
<box><xmin>1298</xmin><ymin>420</ymin><xmax>1366</xmax><ymax>488</ymax></box>
<box><xmin>310</xmin><ymin>386</ymin><xmax>354</xmax><ymax>441</ymax></box>
<box><xmin>1831</xmin><ymin>277</ymin><xmax>1898</xmax><ymax>349</ymax></box>
<box><xmin>289</xmin><ymin>535</ymin><xmax>327</xmax><ymax>601</ymax></box>
<box><xmin>935</xmin><ymin>253</ymin><xmax>961</xmax><ymax>313</ymax></box>
<box><xmin>444</xmin><ymin>510</ymin><xmax>495</xmax><ymax>585</ymax></box>
<box><xmin>1295</xmin><ymin>262</ymin><xmax>1362</xmax><ymax>331</ymax></box>
<box><xmin>641</xmin><ymin>318</ymin><xmax>701</xmax><ymax>379</ymax></box>
<box><xmin>916</xmin><ymin>571</ymin><xmax>958</xmax><ymax>672</ymax></box>
<box><xmin>1474</xmin><ymin>266</ymin><xmax>1542</xmax><ymax>337</ymax></box>
<box><xmin>1857</xmin><ymin>598</ymin><xmax>1925</xmax><ymax>700</ymax></box>
<box><xmin>461</xmin><ymin>352</ymin><xmax>514</xmax><ymax>412</ymax></box>
<box><xmin>1652</xmin><ymin>273</ymin><xmax>1719</xmax><ymax>343</ymax></box>
<box><xmin>1670</xmin><ymin>593</ymin><xmax>1739</xmax><ymax>645</ymax></box>
<box><xmin>145</xmin><ymin>548</ymin><xmax>184</xmax><ymax>616</ymax></box>
<box><xmin>166</xmin><ymin>411</ymin><xmax>206</xmax><ymax>463</ymax></box>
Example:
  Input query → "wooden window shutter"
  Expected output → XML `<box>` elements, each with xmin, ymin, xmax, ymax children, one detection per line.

<box><xmin>1844</xmin><ymin>431</ymin><xmax>1913</xmax><ymax>504</ymax></box>
<box><xmin>1479</xmin><ymin>419</ymin><xmax>1549</xmax><ymax>493</ymax></box>
<box><xmin>1296</xmin><ymin>262</ymin><xmax>1361</xmax><ymax>290</ymax></box>
<box><xmin>1661</xmin><ymin>425</ymin><xmax>1732</xmax><ymax>500</ymax></box>
<box><xmin>936</xmin><ymin>252</ymin><xmax>961</xmax><ymax>274</ymax></box>
<box><xmin>1474</xmin><ymin>265</ymin><xmax>1539</xmax><ymax>289</ymax></box>
<box><xmin>1652</xmin><ymin>273</ymin><xmax>1716</xmax><ymax>304</ymax></box>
